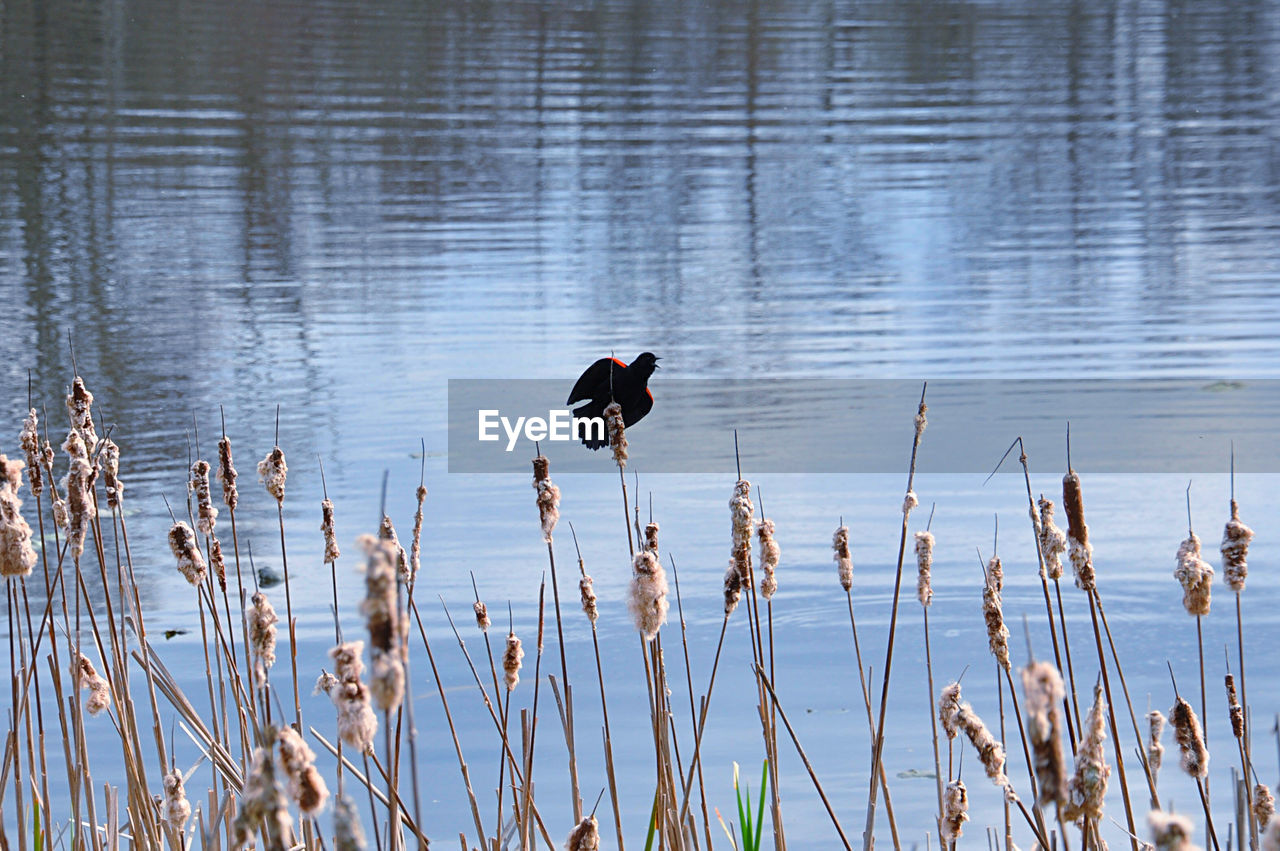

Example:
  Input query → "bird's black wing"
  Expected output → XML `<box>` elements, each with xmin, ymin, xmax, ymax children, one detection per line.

<box><xmin>622</xmin><ymin>388</ymin><xmax>653</xmax><ymax>427</ymax></box>
<box><xmin>566</xmin><ymin>357</ymin><xmax>626</xmax><ymax>404</ymax></box>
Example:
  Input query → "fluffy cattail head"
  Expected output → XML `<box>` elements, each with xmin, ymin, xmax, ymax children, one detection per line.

<box><xmin>474</xmin><ymin>600</ymin><xmax>491</xmax><ymax>631</ymax></box>
<box><xmin>730</xmin><ymin>480</ymin><xmax>753</xmax><ymax>584</ymax></box>
<box><xmin>758</xmin><ymin>518</ymin><xmax>780</xmax><ymax>600</ymax></box>
<box><xmin>321</xmin><ymin>498</ymin><xmax>340</xmax><ymax>563</ymax></box>
<box><xmin>645</xmin><ymin>520</ymin><xmax>659</xmax><ymax>555</ymax></box>
<box><xmin>0</xmin><ymin>456</ymin><xmax>38</xmax><ymax>577</ymax></box>
<box><xmin>579</xmin><ymin>576</ymin><xmax>598</xmax><ymax>623</ymax></box>
<box><xmin>564</xmin><ymin>814</ymin><xmax>600</xmax><ymax>851</ymax></box>
<box><xmin>66</xmin><ymin>376</ymin><xmax>99</xmax><ymax>450</ymax></box>
<box><xmin>257</xmin><ymin>445</ymin><xmax>287</xmax><ymax>504</ymax></box>
<box><xmin>628</xmin><ymin>549</ymin><xmax>669</xmax><ymax>641</ymax></box>
<box><xmin>1226</xmin><ymin>673</ymin><xmax>1244</xmax><ymax>739</ymax></box>
<box><xmin>1170</xmin><ymin>696</ymin><xmax>1209</xmax><ymax>779</ymax></box>
<box><xmin>1174</xmin><ymin>533</ymin><xmax>1213</xmax><ymax>617</ymax></box>
<box><xmin>190</xmin><ymin>459</ymin><xmax>218</xmax><ymax>536</ymax></box>
<box><xmin>939</xmin><ymin>682</ymin><xmax>962</xmax><ymax>740</ymax></box>
<box><xmin>914</xmin><ymin>400</ymin><xmax>928</xmax><ymax>440</ymax></box>
<box><xmin>1062</xmin><ymin>470</ymin><xmax>1095</xmax><ymax>591</ymax></box>
<box><xmin>604</xmin><ymin>402</ymin><xmax>627</xmax><ymax>468</ymax></box>
<box><xmin>162</xmin><ymin>768</ymin><xmax>191</xmax><ymax>832</ymax></box>
<box><xmin>410</xmin><ymin>484</ymin><xmax>427</xmax><ymax>579</ymax></box>
<box><xmin>217</xmin><ymin>436</ymin><xmax>238</xmax><ymax>510</ymax></box>
<box><xmin>101</xmin><ymin>438</ymin><xmax>123</xmax><ymax>509</ymax></box>
<box><xmin>1147</xmin><ymin>709</ymin><xmax>1166</xmax><ymax>778</ymax></box>
<box><xmin>361</xmin><ymin>537</ymin><xmax>404</xmax><ymax>712</ymax></box>
<box><xmin>376</xmin><ymin>516</ymin><xmax>410</xmax><ymax>582</ymax></box>
<box><xmin>1266</xmin><ymin>818</ymin><xmax>1280</xmax><ymax>851</ymax></box>
<box><xmin>277</xmin><ymin>725</ymin><xmax>330</xmax><ymax>814</ymax></box>
<box><xmin>233</xmin><ymin>743</ymin><xmax>292</xmax><ymax>850</ymax></box>
<box><xmin>1221</xmin><ymin>500</ymin><xmax>1253</xmax><ymax>593</ymax></box>
<box><xmin>19</xmin><ymin>409</ymin><xmax>43</xmax><ymax>496</ymax></box>
<box><xmin>723</xmin><ymin>563</ymin><xmax>742</xmax><ymax>615</ymax></box>
<box><xmin>941</xmin><ymin>779</ymin><xmax>969</xmax><ymax>842</ymax></box>
<box><xmin>903</xmin><ymin>490</ymin><xmax>919</xmax><ymax>514</ymax></box>
<box><xmin>983</xmin><ymin>556</ymin><xmax>1011</xmax><ymax>672</ymax></box>
<box><xmin>1037</xmin><ymin>497</ymin><xmax>1066</xmax><ymax>581</ymax></box>
<box><xmin>914</xmin><ymin>530</ymin><xmax>934</xmax><ymax>606</ymax></box>
<box><xmin>209</xmin><ymin>538</ymin><xmax>226</xmax><ymax>592</ymax></box>
<box><xmin>1064</xmin><ymin>682</ymin><xmax>1111</xmax><ymax>823</ymax></box>
<box><xmin>533</xmin><ymin>455</ymin><xmax>560</xmax><ymax>542</ymax></box>
<box><xmin>334</xmin><ymin>794</ymin><xmax>367</xmax><ymax>851</ymax></box>
<box><xmin>955</xmin><ymin>701</ymin><xmax>1009</xmax><ymax>788</ymax></box>
<box><xmin>78</xmin><ymin>653</ymin><xmax>111</xmax><ymax>715</ymax></box>
<box><xmin>1147</xmin><ymin>810</ymin><xmax>1199</xmax><ymax>850</ymax></box>
<box><xmin>832</xmin><ymin>524</ymin><xmax>853</xmax><ymax>592</ymax></box>
<box><xmin>248</xmin><ymin>591</ymin><xmax>279</xmax><ymax>687</ymax></box>
<box><xmin>1022</xmin><ymin>660</ymin><xmax>1067</xmax><ymax>807</ymax></box>
<box><xmin>168</xmin><ymin>521</ymin><xmax>207</xmax><ymax>586</ymax></box>
<box><xmin>326</xmin><ymin>642</ymin><xmax>377</xmax><ymax>753</ymax></box>
<box><xmin>1255</xmin><ymin>783</ymin><xmax>1275</xmax><ymax>831</ymax></box>
<box><xmin>60</xmin><ymin>431</ymin><xmax>97</xmax><ymax>561</ymax></box>
<box><xmin>503</xmin><ymin>631</ymin><xmax>524</xmax><ymax>691</ymax></box>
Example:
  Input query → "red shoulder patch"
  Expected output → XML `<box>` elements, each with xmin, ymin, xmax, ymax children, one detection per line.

<box><xmin>610</xmin><ymin>357</ymin><xmax>628</xmax><ymax>369</ymax></box>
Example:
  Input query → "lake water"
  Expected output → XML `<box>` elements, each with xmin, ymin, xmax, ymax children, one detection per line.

<box><xmin>3</xmin><ymin>0</ymin><xmax>1280</xmax><ymax>846</ymax></box>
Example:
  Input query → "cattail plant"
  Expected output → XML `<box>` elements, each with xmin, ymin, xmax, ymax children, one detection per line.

<box><xmin>66</xmin><ymin>376</ymin><xmax>99</xmax><ymax>450</ymax></box>
<box><xmin>1062</xmin><ymin>468</ymin><xmax>1095</xmax><ymax>592</ymax></box>
<box><xmin>191</xmin><ymin>459</ymin><xmax>218</xmax><ymax>536</ymax></box>
<box><xmin>168</xmin><ymin>521</ymin><xmax>207</xmax><ymax>586</ymax></box>
<box><xmin>1174</xmin><ymin>533</ymin><xmax>1213</xmax><ymax>617</ymax></box>
<box><xmin>61</xmin><ymin>430</ymin><xmax>96</xmax><ymax>560</ymax></box>
<box><xmin>161</xmin><ymin>768</ymin><xmax>191</xmax><ymax>832</ymax></box>
<box><xmin>503</xmin><ymin>630</ymin><xmax>524</xmax><ymax>691</ymax></box>
<box><xmin>1147</xmin><ymin>810</ymin><xmax>1198</xmax><ymax>850</ymax></box>
<box><xmin>0</xmin><ymin>455</ymin><xmax>37</xmax><ymax>577</ymax></box>
<box><xmin>1225</xmin><ymin>673</ymin><xmax>1244</xmax><ymax>740</ymax></box>
<box><xmin>474</xmin><ymin>600</ymin><xmax>491</xmax><ymax>631</ymax></box>
<box><xmin>833</xmin><ymin>524</ymin><xmax>853</xmax><ymax>592</ymax></box>
<box><xmin>218</xmin><ymin>434</ymin><xmax>238</xmax><ymax>509</ymax></box>
<box><xmin>258</xmin><ymin>445</ymin><xmax>287</xmax><ymax>503</ymax></box>
<box><xmin>1256</xmin><ymin>783</ymin><xmax>1275</xmax><ymax>830</ymax></box>
<box><xmin>579</xmin><ymin>576</ymin><xmax>597</xmax><ymax>623</ymax></box>
<box><xmin>914</xmin><ymin>530</ymin><xmax>934</xmax><ymax>606</ymax></box>
<box><xmin>78</xmin><ymin>653</ymin><xmax>111</xmax><ymax>716</ymax></box>
<box><xmin>248</xmin><ymin>591</ymin><xmax>279</xmax><ymax>687</ymax></box>
<box><xmin>1169</xmin><ymin>696</ymin><xmax>1208</xmax><ymax>779</ymax></box>
<box><xmin>1021</xmin><ymin>660</ymin><xmax>1067</xmax><ymax>808</ymax></box>
<box><xmin>939</xmin><ymin>682</ymin><xmax>962</xmax><ymax>742</ymax></box>
<box><xmin>565</xmin><ymin>814</ymin><xmax>600</xmax><ymax>850</ymax></box>
<box><xmin>360</xmin><ymin>536</ymin><xmax>404</xmax><ymax>712</ymax></box>
<box><xmin>628</xmin><ymin>547</ymin><xmax>668</xmax><ymax>641</ymax></box>
<box><xmin>376</xmin><ymin>516</ymin><xmax>410</xmax><ymax>582</ymax></box>
<box><xmin>277</xmin><ymin>725</ymin><xmax>330</xmax><ymax>814</ymax></box>
<box><xmin>723</xmin><ymin>563</ymin><xmax>743</xmax><ymax>615</ymax></box>
<box><xmin>1220</xmin><ymin>499</ymin><xmax>1252</xmax><ymax>593</ymax></box>
<box><xmin>954</xmin><ymin>700</ymin><xmax>1010</xmax><ymax>791</ymax></box>
<box><xmin>232</xmin><ymin>743</ymin><xmax>293</xmax><ymax>850</ymax></box>
<box><xmin>334</xmin><ymin>795</ymin><xmax>367</xmax><ymax>851</ymax></box>
<box><xmin>321</xmin><ymin>498</ymin><xmax>340</xmax><ymax>564</ymax></box>
<box><xmin>1147</xmin><ymin>709</ymin><xmax>1166</xmax><ymax>779</ymax></box>
<box><xmin>410</xmin><ymin>483</ymin><xmax>427</xmax><ymax>582</ymax></box>
<box><xmin>323</xmin><ymin>641</ymin><xmax>378</xmax><ymax>753</ymax></box>
<box><xmin>1036</xmin><ymin>497</ymin><xmax>1066</xmax><ymax>582</ymax></box>
<box><xmin>533</xmin><ymin>455</ymin><xmax>560</xmax><ymax>542</ymax></box>
<box><xmin>758</xmin><ymin>518</ymin><xmax>780</xmax><ymax>599</ymax></box>
<box><xmin>941</xmin><ymin>779</ymin><xmax>969</xmax><ymax>843</ymax></box>
<box><xmin>604</xmin><ymin>401</ymin><xmax>627</xmax><ymax>468</ymax></box>
<box><xmin>1064</xmin><ymin>682</ymin><xmax>1110</xmax><ymax>824</ymax></box>
<box><xmin>1265</xmin><ymin>818</ymin><xmax>1280</xmax><ymax>851</ymax></box>
<box><xmin>101</xmin><ymin>437</ymin><xmax>123</xmax><ymax>509</ymax></box>
<box><xmin>19</xmin><ymin>408</ymin><xmax>43</xmax><ymax>496</ymax></box>
<box><xmin>982</xmin><ymin>555</ymin><xmax>1010</xmax><ymax>672</ymax></box>
<box><xmin>730</xmin><ymin>479</ymin><xmax>753</xmax><ymax>582</ymax></box>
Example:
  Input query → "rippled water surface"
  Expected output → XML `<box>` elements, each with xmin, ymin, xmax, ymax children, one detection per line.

<box><xmin>3</xmin><ymin>0</ymin><xmax>1280</xmax><ymax>845</ymax></box>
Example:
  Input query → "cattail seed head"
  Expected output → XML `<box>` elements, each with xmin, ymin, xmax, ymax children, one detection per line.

<box><xmin>730</xmin><ymin>480</ymin><xmax>753</xmax><ymax>584</ymax></box>
<box><xmin>101</xmin><ymin>438</ymin><xmax>123</xmax><ymax>509</ymax></box>
<box><xmin>1022</xmin><ymin>660</ymin><xmax>1067</xmax><ymax>807</ymax></box>
<box><xmin>1147</xmin><ymin>709</ymin><xmax>1166</xmax><ymax>778</ymax></box>
<box><xmin>52</xmin><ymin>497</ymin><xmax>68</xmax><ymax>530</ymax></box>
<box><xmin>604</xmin><ymin>402</ymin><xmax>627</xmax><ymax>468</ymax></box>
<box><xmin>217</xmin><ymin>436</ymin><xmax>238</xmax><ymax>510</ymax></box>
<box><xmin>504</xmin><ymin>631</ymin><xmax>524</xmax><ymax>691</ymax></box>
<box><xmin>61</xmin><ymin>430</ymin><xmax>96</xmax><ymax>561</ymax></box>
<box><xmin>955</xmin><ymin>701</ymin><xmax>1010</xmax><ymax>790</ymax></box>
<box><xmin>474</xmin><ymin>600</ymin><xmax>491</xmax><ymax>631</ymax></box>
<box><xmin>1062</xmin><ymin>470</ymin><xmax>1095</xmax><ymax>592</ymax></box>
<box><xmin>1147</xmin><ymin>810</ymin><xmax>1199</xmax><ymax>850</ymax></box>
<box><xmin>334</xmin><ymin>794</ymin><xmax>367</xmax><ymax>851</ymax></box>
<box><xmin>410</xmin><ymin>484</ymin><xmax>427</xmax><ymax>578</ymax></box>
<box><xmin>939</xmin><ymin>682</ymin><xmax>962</xmax><ymax>740</ymax></box>
<box><xmin>0</xmin><ymin>456</ymin><xmax>37</xmax><ymax>577</ymax></box>
<box><xmin>628</xmin><ymin>549</ymin><xmax>669</xmax><ymax>641</ymax></box>
<box><xmin>1037</xmin><ymin>497</ymin><xmax>1066</xmax><ymax>581</ymax></box>
<box><xmin>233</xmin><ymin>743</ymin><xmax>292</xmax><ymax>850</ymax></box>
<box><xmin>645</xmin><ymin>520</ymin><xmax>659</xmax><ymax>555</ymax></box>
<box><xmin>1064</xmin><ymin>682</ymin><xmax>1111</xmax><ymax>823</ymax></box>
<box><xmin>833</xmin><ymin>524</ymin><xmax>853</xmax><ymax>592</ymax></box>
<box><xmin>248</xmin><ymin>591</ymin><xmax>279</xmax><ymax>687</ymax></box>
<box><xmin>66</xmin><ymin>376</ymin><xmax>99</xmax><ymax>450</ymax></box>
<box><xmin>1174</xmin><ymin>533</ymin><xmax>1213</xmax><ymax>617</ymax></box>
<box><xmin>722</xmin><ymin>563</ymin><xmax>742</xmax><ymax>615</ymax></box>
<box><xmin>1221</xmin><ymin>499</ymin><xmax>1252</xmax><ymax>592</ymax></box>
<box><xmin>190</xmin><ymin>460</ymin><xmax>218</xmax><ymax>536</ymax></box>
<box><xmin>914</xmin><ymin>530</ymin><xmax>934</xmax><ymax>606</ymax></box>
<box><xmin>758</xmin><ymin>518</ymin><xmax>780</xmax><ymax>600</ymax></box>
<box><xmin>941</xmin><ymin>779</ymin><xmax>969</xmax><ymax>842</ymax></box>
<box><xmin>209</xmin><ymin>538</ymin><xmax>226</xmax><ymax>592</ymax></box>
<box><xmin>579</xmin><ymin>576</ymin><xmax>598</xmax><ymax>623</ymax></box>
<box><xmin>377</xmin><ymin>515</ymin><xmax>410</xmax><ymax>582</ymax></box>
<box><xmin>903</xmin><ymin>490</ymin><xmax>919</xmax><ymax>514</ymax></box>
<box><xmin>327</xmin><ymin>642</ymin><xmax>377</xmax><ymax>753</ymax></box>
<box><xmin>361</xmin><ymin>538</ymin><xmax>403</xmax><ymax>712</ymax></box>
<box><xmin>1226</xmin><ymin>673</ymin><xmax>1244</xmax><ymax>739</ymax></box>
<box><xmin>1266</xmin><ymin>818</ymin><xmax>1280</xmax><ymax>851</ymax></box>
<box><xmin>533</xmin><ymin>455</ymin><xmax>560</xmax><ymax>542</ymax></box>
<box><xmin>168</xmin><ymin>521</ymin><xmax>207</xmax><ymax>586</ymax></box>
<box><xmin>321</xmin><ymin>498</ymin><xmax>340</xmax><ymax>563</ymax></box>
<box><xmin>983</xmin><ymin>556</ymin><xmax>1010</xmax><ymax>671</ymax></box>
<box><xmin>914</xmin><ymin>401</ymin><xmax>928</xmax><ymax>440</ymax></box>
<box><xmin>257</xmin><ymin>445</ymin><xmax>287</xmax><ymax>504</ymax></box>
<box><xmin>1255</xmin><ymin>783</ymin><xmax>1275</xmax><ymax>830</ymax></box>
<box><xmin>162</xmin><ymin>768</ymin><xmax>191</xmax><ymax>832</ymax></box>
<box><xmin>277</xmin><ymin>726</ymin><xmax>329</xmax><ymax>814</ymax></box>
<box><xmin>1170</xmin><ymin>695</ymin><xmax>1209</xmax><ymax>779</ymax></box>
<box><xmin>564</xmin><ymin>814</ymin><xmax>600</xmax><ymax>851</ymax></box>
<box><xmin>20</xmin><ymin>409</ymin><xmax>43</xmax><ymax>496</ymax></box>
<box><xmin>78</xmin><ymin>653</ymin><xmax>111</xmax><ymax>715</ymax></box>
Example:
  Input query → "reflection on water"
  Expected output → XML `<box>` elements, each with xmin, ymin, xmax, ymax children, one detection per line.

<box><xmin>3</xmin><ymin>0</ymin><xmax>1280</xmax><ymax>844</ymax></box>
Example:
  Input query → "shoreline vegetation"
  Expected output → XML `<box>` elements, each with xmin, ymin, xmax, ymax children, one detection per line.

<box><xmin>0</xmin><ymin>368</ymin><xmax>1275</xmax><ymax>851</ymax></box>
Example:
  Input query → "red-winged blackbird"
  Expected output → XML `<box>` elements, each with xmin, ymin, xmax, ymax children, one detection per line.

<box><xmin>566</xmin><ymin>352</ymin><xmax>660</xmax><ymax>449</ymax></box>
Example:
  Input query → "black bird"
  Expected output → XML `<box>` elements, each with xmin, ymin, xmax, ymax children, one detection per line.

<box><xmin>566</xmin><ymin>352</ymin><xmax>660</xmax><ymax>449</ymax></box>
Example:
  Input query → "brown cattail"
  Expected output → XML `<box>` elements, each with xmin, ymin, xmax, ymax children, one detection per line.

<box><xmin>1147</xmin><ymin>810</ymin><xmax>1199</xmax><ymax>850</ymax></box>
<box><xmin>645</xmin><ymin>520</ymin><xmax>659</xmax><ymax>555</ymax></box>
<box><xmin>161</xmin><ymin>768</ymin><xmax>191</xmax><ymax>832</ymax></box>
<box><xmin>1174</xmin><ymin>533</ymin><xmax>1213</xmax><ymax>616</ymax></box>
<box><xmin>914</xmin><ymin>530</ymin><xmax>934</xmax><ymax>606</ymax></box>
<box><xmin>0</xmin><ymin>456</ymin><xmax>37</xmax><ymax>577</ymax></box>
<box><xmin>361</xmin><ymin>537</ymin><xmax>403</xmax><ymax>712</ymax></box>
<box><xmin>723</xmin><ymin>563</ymin><xmax>742</xmax><ymax>615</ymax></box>
<box><xmin>833</xmin><ymin>524</ymin><xmax>853</xmax><ymax>592</ymax></box>
<box><xmin>1037</xmin><ymin>497</ymin><xmax>1067</xmax><ymax>581</ymax></box>
<box><xmin>941</xmin><ymin>779</ymin><xmax>969</xmax><ymax>842</ymax></box>
<box><xmin>19</xmin><ymin>409</ymin><xmax>43</xmax><ymax>496</ymax></box>
<box><xmin>579</xmin><ymin>576</ymin><xmax>598</xmax><ymax>624</ymax></box>
<box><xmin>190</xmin><ymin>459</ymin><xmax>218</xmax><ymax>536</ymax></box>
<box><xmin>61</xmin><ymin>430</ymin><xmax>97</xmax><ymax>560</ymax></box>
<box><xmin>503</xmin><ymin>631</ymin><xmax>524</xmax><ymax>691</ymax></box>
<box><xmin>325</xmin><ymin>642</ymin><xmax>377</xmax><ymax>753</ymax></box>
<box><xmin>1225</xmin><ymin>673</ymin><xmax>1244</xmax><ymax>739</ymax></box>
<box><xmin>939</xmin><ymin>682</ymin><xmax>962</xmax><ymax>740</ymax></box>
<box><xmin>52</xmin><ymin>496</ymin><xmax>68</xmax><ymax>530</ymax></box>
<box><xmin>1062</xmin><ymin>469</ymin><xmax>1096</xmax><ymax>592</ymax></box>
<box><xmin>1220</xmin><ymin>499</ymin><xmax>1252</xmax><ymax>592</ymax></box>
<box><xmin>955</xmin><ymin>700</ymin><xmax>1009</xmax><ymax>789</ymax></box>
<box><xmin>217</xmin><ymin>435</ymin><xmax>238</xmax><ymax>510</ymax></box>
<box><xmin>1169</xmin><ymin>695</ymin><xmax>1208</xmax><ymax>779</ymax></box>
<box><xmin>232</xmin><ymin>743</ymin><xmax>292</xmax><ymax>850</ymax></box>
<box><xmin>277</xmin><ymin>725</ymin><xmax>330</xmax><ymax>814</ymax></box>
<box><xmin>65</xmin><ymin>376</ymin><xmax>99</xmax><ymax>450</ymax></box>
<box><xmin>628</xmin><ymin>549</ymin><xmax>669</xmax><ymax>641</ymax></box>
<box><xmin>564</xmin><ymin>813</ymin><xmax>600</xmax><ymax>850</ymax></box>
<box><xmin>533</xmin><ymin>455</ymin><xmax>560</xmax><ymax>542</ymax></box>
<box><xmin>1147</xmin><ymin>709</ymin><xmax>1166</xmax><ymax>778</ymax></box>
<box><xmin>334</xmin><ymin>794</ymin><xmax>367</xmax><ymax>851</ymax></box>
<box><xmin>248</xmin><ymin>591</ymin><xmax>279</xmax><ymax>687</ymax></box>
<box><xmin>257</xmin><ymin>445</ymin><xmax>287</xmax><ymax>504</ymax></box>
<box><xmin>210</xmin><ymin>538</ymin><xmax>226</xmax><ymax>593</ymax></box>
<box><xmin>321</xmin><ymin>498</ymin><xmax>340</xmax><ymax>563</ymax></box>
<box><xmin>729</xmin><ymin>480</ymin><xmax>753</xmax><ymax>584</ymax></box>
<box><xmin>983</xmin><ymin>556</ymin><xmax>1010</xmax><ymax>671</ymax></box>
<box><xmin>758</xmin><ymin>518</ymin><xmax>780</xmax><ymax>600</ymax></box>
<box><xmin>1064</xmin><ymin>681</ymin><xmax>1111</xmax><ymax>823</ymax></box>
<box><xmin>78</xmin><ymin>653</ymin><xmax>111</xmax><ymax>715</ymax></box>
<box><xmin>410</xmin><ymin>484</ymin><xmax>427</xmax><ymax>578</ymax></box>
<box><xmin>168</xmin><ymin>521</ymin><xmax>207</xmax><ymax>586</ymax></box>
<box><xmin>376</xmin><ymin>516</ymin><xmax>410</xmax><ymax>583</ymax></box>
<box><xmin>915</xmin><ymin>399</ymin><xmax>928</xmax><ymax>440</ymax></box>
<box><xmin>474</xmin><ymin>600</ymin><xmax>491</xmax><ymax>631</ymax></box>
<box><xmin>101</xmin><ymin>437</ymin><xmax>123</xmax><ymax>509</ymax></box>
<box><xmin>1255</xmin><ymin>783</ymin><xmax>1275</xmax><ymax>830</ymax></box>
<box><xmin>1022</xmin><ymin>660</ymin><xmax>1067</xmax><ymax>807</ymax></box>
<box><xmin>604</xmin><ymin>401</ymin><xmax>627</xmax><ymax>468</ymax></box>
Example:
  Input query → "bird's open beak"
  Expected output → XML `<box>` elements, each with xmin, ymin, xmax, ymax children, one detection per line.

<box><xmin>654</xmin><ymin>358</ymin><xmax>662</xmax><ymax>369</ymax></box>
